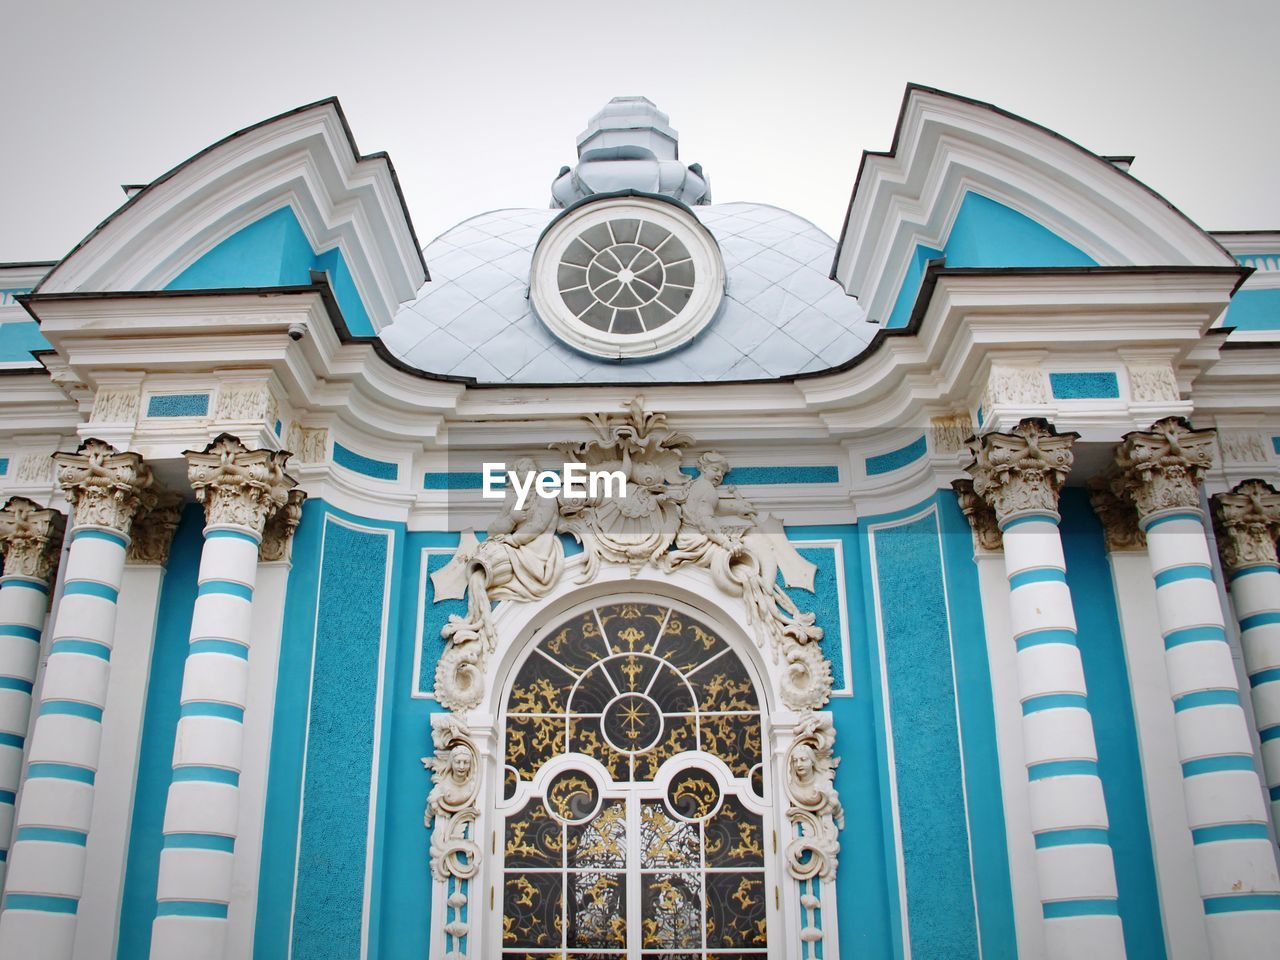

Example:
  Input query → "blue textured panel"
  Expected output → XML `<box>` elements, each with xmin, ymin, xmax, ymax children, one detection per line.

<box><xmin>117</xmin><ymin>504</ymin><xmax>204</xmax><ymax>960</ymax></box>
<box><xmin>1049</xmin><ymin>371</ymin><xmax>1120</xmax><ymax>399</ymax></box>
<box><xmin>0</xmin><ymin>457</ymin><xmax>8</xmax><ymax>475</ymax></box>
<box><xmin>167</xmin><ymin>206</ymin><xmax>373</xmax><ymax>336</ymax></box>
<box><xmin>1273</xmin><ymin>437</ymin><xmax>1280</xmax><ymax>455</ymax></box>
<box><xmin>888</xmin><ymin>192</ymin><xmax>1095</xmax><ymax>328</ymax></box>
<box><xmin>1059</xmin><ymin>490</ymin><xmax>1166</xmax><ymax>959</ymax></box>
<box><xmin>420</xmin><ymin>549</ymin><xmax>467</xmax><ymax>694</ymax></box>
<box><xmin>874</xmin><ymin>509</ymin><xmax>980</xmax><ymax>959</ymax></box>
<box><xmin>866</xmin><ymin>436</ymin><xmax>927</xmax><ymax>475</ymax></box>
<box><xmin>778</xmin><ymin>545</ymin><xmax>847</xmax><ymax>691</ymax></box>
<box><xmin>146</xmin><ymin>393</ymin><xmax>209</xmax><ymax>418</ymax></box>
<box><xmin>333</xmin><ymin>442</ymin><xmax>398</xmax><ymax>481</ymax></box>
<box><xmin>290</xmin><ymin>519</ymin><xmax>388</xmax><ymax>960</ymax></box>
<box><xmin>422</xmin><ymin>471</ymin><xmax>485</xmax><ymax>490</ymax></box>
<box><xmin>679</xmin><ymin>465</ymin><xmax>840</xmax><ymax>485</ymax></box>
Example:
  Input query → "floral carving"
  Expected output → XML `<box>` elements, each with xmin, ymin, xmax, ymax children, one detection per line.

<box><xmin>931</xmin><ymin>413</ymin><xmax>974</xmax><ymax>456</ymax></box>
<box><xmin>15</xmin><ymin>454</ymin><xmax>54</xmax><ymax>485</ymax></box>
<box><xmin>1211</xmin><ymin>479</ymin><xmax>1280</xmax><ymax>574</ymax></box>
<box><xmin>951</xmin><ymin>479</ymin><xmax>1002</xmax><ymax>552</ymax></box>
<box><xmin>1126</xmin><ymin>363</ymin><xmax>1180</xmax><ymax>403</ymax></box>
<box><xmin>89</xmin><ymin>387</ymin><xmax>140</xmax><ymax>424</ymax></box>
<box><xmin>783</xmin><ymin>713</ymin><xmax>843</xmax><ymax>882</ymax></box>
<box><xmin>126</xmin><ymin>492</ymin><xmax>184</xmax><ymax>566</ymax></box>
<box><xmin>964</xmin><ymin>418</ymin><xmax>1076</xmax><ymax>523</ymax></box>
<box><xmin>186</xmin><ymin>434</ymin><xmax>295</xmax><ymax>534</ymax></box>
<box><xmin>54</xmin><ymin>439</ymin><xmax>154</xmax><ymax>533</ymax></box>
<box><xmin>0</xmin><ymin>497</ymin><xmax>66</xmax><ymax>582</ymax></box>
<box><xmin>981</xmin><ymin>365</ymin><xmax>1049</xmax><ymax>414</ymax></box>
<box><xmin>258</xmin><ymin>488</ymin><xmax>307</xmax><ymax>562</ymax></box>
<box><xmin>422</xmin><ymin>714</ymin><xmax>481</xmax><ymax>884</ymax></box>
<box><xmin>1108</xmin><ymin>417</ymin><xmax>1216</xmax><ymax>518</ymax></box>
<box><xmin>1088</xmin><ymin>479</ymin><xmax>1146</xmax><ymax>552</ymax></box>
<box><xmin>1219</xmin><ymin>431</ymin><xmax>1267</xmax><ymax>464</ymax></box>
<box><xmin>214</xmin><ymin>384</ymin><xmax>272</xmax><ymax>422</ymax></box>
<box><xmin>285</xmin><ymin>423</ymin><xmax>329</xmax><ymax>464</ymax></box>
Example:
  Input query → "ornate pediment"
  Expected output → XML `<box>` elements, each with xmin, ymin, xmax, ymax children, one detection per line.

<box><xmin>430</xmin><ymin>398</ymin><xmax>830</xmax><ymax>712</ymax></box>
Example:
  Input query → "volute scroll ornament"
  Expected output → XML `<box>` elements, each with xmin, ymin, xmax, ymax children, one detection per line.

<box><xmin>53</xmin><ymin>438</ymin><xmax>155</xmax><ymax>534</ymax></box>
<box><xmin>422</xmin><ymin>714</ymin><xmax>481</xmax><ymax>884</ymax></box>
<box><xmin>1211</xmin><ymin>479</ymin><xmax>1280</xmax><ymax>574</ymax></box>
<box><xmin>259</xmin><ymin>488</ymin><xmax>308</xmax><ymax>562</ymax></box>
<box><xmin>0</xmin><ymin>497</ymin><xmax>66</xmax><ymax>583</ymax></box>
<box><xmin>783</xmin><ymin>712</ymin><xmax>843</xmax><ymax>882</ymax></box>
<box><xmin>1107</xmin><ymin>416</ymin><xmax>1216</xmax><ymax>519</ymax></box>
<box><xmin>951</xmin><ymin>479</ymin><xmax>1003</xmax><ymax>552</ymax></box>
<box><xmin>126</xmin><ymin>492</ymin><xmax>184</xmax><ymax>566</ymax></box>
<box><xmin>965</xmin><ymin>418</ymin><xmax>1077</xmax><ymax>524</ymax></box>
<box><xmin>186</xmin><ymin>433</ymin><xmax>295</xmax><ymax>534</ymax></box>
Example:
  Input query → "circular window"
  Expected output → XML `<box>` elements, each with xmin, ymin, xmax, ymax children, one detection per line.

<box><xmin>530</xmin><ymin>197</ymin><xmax>725</xmax><ymax>360</ymax></box>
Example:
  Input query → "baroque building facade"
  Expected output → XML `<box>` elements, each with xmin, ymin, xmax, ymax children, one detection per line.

<box><xmin>0</xmin><ymin>88</ymin><xmax>1278</xmax><ymax>960</ymax></box>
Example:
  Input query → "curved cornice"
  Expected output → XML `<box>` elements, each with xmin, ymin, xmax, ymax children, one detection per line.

<box><xmin>832</xmin><ymin>84</ymin><xmax>1235</xmax><ymax>328</ymax></box>
<box><xmin>34</xmin><ymin>98</ymin><xmax>426</xmax><ymax>331</ymax></box>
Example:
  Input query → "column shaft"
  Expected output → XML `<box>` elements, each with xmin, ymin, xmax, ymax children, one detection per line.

<box><xmin>1228</xmin><ymin>562</ymin><xmax>1280</xmax><ymax>829</ymax></box>
<box><xmin>1003</xmin><ymin>514</ymin><xmax>1127</xmax><ymax>958</ymax></box>
<box><xmin>1142</xmin><ymin>509</ymin><xmax>1280</xmax><ymax>952</ymax></box>
<box><xmin>0</xmin><ymin>576</ymin><xmax>51</xmax><ymax>886</ymax></box>
<box><xmin>0</xmin><ymin>527</ymin><xmax>129</xmax><ymax>958</ymax></box>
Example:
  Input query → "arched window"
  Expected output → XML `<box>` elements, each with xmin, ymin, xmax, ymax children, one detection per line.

<box><xmin>498</xmin><ymin>599</ymin><xmax>772</xmax><ymax>957</ymax></box>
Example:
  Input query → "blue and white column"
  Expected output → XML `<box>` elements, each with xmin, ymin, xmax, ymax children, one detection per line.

<box><xmin>1112</xmin><ymin>419</ymin><xmax>1280</xmax><ymax>956</ymax></box>
<box><xmin>1212</xmin><ymin>481</ymin><xmax>1280</xmax><ymax>839</ymax></box>
<box><xmin>0</xmin><ymin>498</ymin><xmax>65</xmax><ymax>891</ymax></box>
<box><xmin>967</xmin><ymin>419</ymin><xmax>1127</xmax><ymax>960</ymax></box>
<box><xmin>149</xmin><ymin>435</ymin><xmax>292</xmax><ymax>960</ymax></box>
<box><xmin>0</xmin><ymin>441</ymin><xmax>151</xmax><ymax>960</ymax></box>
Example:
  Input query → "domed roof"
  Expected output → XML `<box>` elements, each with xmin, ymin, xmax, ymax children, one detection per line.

<box><xmin>378</xmin><ymin>201</ymin><xmax>875</xmax><ymax>383</ymax></box>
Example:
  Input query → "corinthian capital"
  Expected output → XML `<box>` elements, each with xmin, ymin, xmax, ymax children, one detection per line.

<box><xmin>1211</xmin><ymin>479</ymin><xmax>1280</xmax><ymax>573</ymax></box>
<box><xmin>951</xmin><ymin>479</ymin><xmax>1003</xmax><ymax>551</ymax></box>
<box><xmin>1108</xmin><ymin>417</ymin><xmax>1216</xmax><ymax>519</ymax></box>
<box><xmin>127</xmin><ymin>492</ymin><xmax>185</xmax><ymax>566</ymax></box>
<box><xmin>0</xmin><ymin>497</ymin><xmax>67</xmax><ymax>583</ymax></box>
<box><xmin>964</xmin><ymin>418</ymin><xmax>1077</xmax><ymax>524</ymax></box>
<box><xmin>187</xmin><ymin>434</ymin><xmax>296</xmax><ymax>534</ymax></box>
<box><xmin>259</xmin><ymin>488</ymin><xmax>307</xmax><ymax>562</ymax></box>
<box><xmin>1088</xmin><ymin>478</ymin><xmax>1145</xmax><ymax>553</ymax></box>
<box><xmin>53</xmin><ymin>439</ymin><xmax>154</xmax><ymax>534</ymax></box>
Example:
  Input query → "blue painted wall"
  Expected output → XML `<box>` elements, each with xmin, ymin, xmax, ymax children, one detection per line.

<box><xmin>887</xmin><ymin>192</ymin><xmax>1096</xmax><ymax>328</ymax></box>
<box><xmin>166</xmin><ymin>206</ymin><xmax>373</xmax><ymax>335</ymax></box>
<box><xmin>118</xmin><ymin>503</ymin><xmax>204</xmax><ymax>960</ymax></box>
<box><xmin>1058</xmin><ymin>491</ymin><xmax>1166</xmax><ymax>959</ymax></box>
<box><xmin>0</xmin><ymin>319</ymin><xmax>51</xmax><ymax>363</ymax></box>
<box><xmin>255</xmin><ymin>500</ymin><xmax>1017</xmax><ymax>960</ymax></box>
<box><xmin>1224</xmin><ymin>287</ymin><xmax>1280</xmax><ymax>332</ymax></box>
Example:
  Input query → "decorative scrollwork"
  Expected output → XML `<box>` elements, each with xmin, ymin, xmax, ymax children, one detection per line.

<box><xmin>965</xmin><ymin>418</ymin><xmax>1076</xmax><ymax>523</ymax></box>
<box><xmin>186</xmin><ymin>433</ymin><xmax>295</xmax><ymax>534</ymax></box>
<box><xmin>1108</xmin><ymin>416</ymin><xmax>1216</xmax><ymax>518</ymax></box>
<box><xmin>783</xmin><ymin>713</ymin><xmax>843</xmax><ymax>882</ymax></box>
<box><xmin>0</xmin><ymin>496</ymin><xmax>66</xmax><ymax>583</ymax></box>
<box><xmin>54</xmin><ymin>438</ymin><xmax>154</xmax><ymax>534</ymax></box>
<box><xmin>423</xmin><ymin>714</ymin><xmax>481</xmax><ymax>884</ymax></box>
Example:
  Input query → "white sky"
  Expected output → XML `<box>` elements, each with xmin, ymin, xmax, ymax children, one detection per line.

<box><xmin>2</xmin><ymin>0</ymin><xmax>1277</xmax><ymax>263</ymax></box>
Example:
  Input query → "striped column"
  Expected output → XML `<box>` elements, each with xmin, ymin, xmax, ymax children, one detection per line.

<box><xmin>1212</xmin><ymin>482</ymin><xmax>1280</xmax><ymax>837</ymax></box>
<box><xmin>150</xmin><ymin>435</ymin><xmax>293</xmax><ymax>960</ymax></box>
<box><xmin>966</xmin><ymin>419</ymin><xmax>1127</xmax><ymax>959</ymax></box>
<box><xmin>0</xmin><ymin>441</ymin><xmax>151</xmax><ymax>960</ymax></box>
<box><xmin>1110</xmin><ymin>419</ymin><xmax>1280</xmax><ymax>956</ymax></box>
<box><xmin>0</xmin><ymin>498</ymin><xmax>65</xmax><ymax>891</ymax></box>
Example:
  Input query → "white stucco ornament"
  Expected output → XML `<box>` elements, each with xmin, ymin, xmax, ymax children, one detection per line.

<box><xmin>784</xmin><ymin>712</ymin><xmax>844</xmax><ymax>881</ymax></box>
<box><xmin>422</xmin><ymin>714</ymin><xmax>481</xmax><ymax>885</ymax></box>
<box><xmin>430</xmin><ymin>397</ymin><xmax>831</xmax><ymax>711</ymax></box>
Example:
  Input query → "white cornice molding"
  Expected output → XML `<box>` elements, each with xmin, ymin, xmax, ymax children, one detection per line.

<box><xmin>835</xmin><ymin>88</ymin><xmax>1234</xmax><ymax>327</ymax></box>
<box><xmin>35</xmin><ymin>101</ymin><xmax>425</xmax><ymax>331</ymax></box>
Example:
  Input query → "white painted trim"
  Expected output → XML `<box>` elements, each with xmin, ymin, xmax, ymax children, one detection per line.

<box><xmin>974</xmin><ymin>551</ymin><xmax>1045</xmax><ymax>960</ymax></box>
<box><xmin>1107</xmin><ymin>552</ymin><xmax>1210</xmax><ymax>960</ymax></box>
